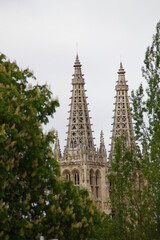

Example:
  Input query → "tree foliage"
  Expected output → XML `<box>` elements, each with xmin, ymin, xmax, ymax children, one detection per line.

<box><xmin>0</xmin><ymin>53</ymin><xmax>106</xmax><ymax>240</ymax></box>
<box><xmin>107</xmin><ymin>20</ymin><xmax>160</xmax><ymax>240</ymax></box>
<box><xmin>131</xmin><ymin>20</ymin><xmax>160</xmax><ymax>239</ymax></box>
<box><xmin>107</xmin><ymin>136</ymin><xmax>140</xmax><ymax>240</ymax></box>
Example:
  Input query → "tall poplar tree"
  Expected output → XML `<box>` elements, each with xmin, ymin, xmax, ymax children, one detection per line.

<box><xmin>131</xmin><ymin>20</ymin><xmax>160</xmax><ymax>239</ymax></box>
<box><xmin>107</xmin><ymin>21</ymin><xmax>160</xmax><ymax>240</ymax></box>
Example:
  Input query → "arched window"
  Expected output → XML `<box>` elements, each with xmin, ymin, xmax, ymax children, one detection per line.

<box><xmin>90</xmin><ymin>169</ymin><xmax>94</xmax><ymax>195</ymax></box>
<box><xmin>74</xmin><ymin>171</ymin><xmax>80</xmax><ymax>185</ymax></box>
<box><xmin>90</xmin><ymin>174</ymin><xmax>92</xmax><ymax>185</ymax></box>
<box><xmin>96</xmin><ymin>174</ymin><xmax>98</xmax><ymax>186</ymax></box>
<box><xmin>95</xmin><ymin>170</ymin><xmax>101</xmax><ymax>199</ymax></box>
<box><xmin>66</xmin><ymin>173</ymin><xmax>70</xmax><ymax>181</ymax></box>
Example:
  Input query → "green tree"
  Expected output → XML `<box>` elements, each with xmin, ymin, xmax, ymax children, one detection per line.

<box><xmin>107</xmin><ymin>136</ymin><xmax>139</xmax><ymax>240</ymax></box>
<box><xmin>108</xmin><ymin>136</ymin><xmax>156</xmax><ymax>240</ymax></box>
<box><xmin>0</xmin><ymin>53</ymin><xmax>107</xmax><ymax>240</ymax></box>
<box><xmin>0</xmin><ymin>53</ymin><xmax>60</xmax><ymax>239</ymax></box>
<box><xmin>107</xmin><ymin>21</ymin><xmax>160</xmax><ymax>240</ymax></box>
<box><xmin>131</xmin><ymin>20</ymin><xmax>160</xmax><ymax>239</ymax></box>
<box><xmin>44</xmin><ymin>181</ymin><xmax>106</xmax><ymax>240</ymax></box>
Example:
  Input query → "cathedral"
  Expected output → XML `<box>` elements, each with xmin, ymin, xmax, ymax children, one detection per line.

<box><xmin>54</xmin><ymin>55</ymin><xmax>135</xmax><ymax>213</ymax></box>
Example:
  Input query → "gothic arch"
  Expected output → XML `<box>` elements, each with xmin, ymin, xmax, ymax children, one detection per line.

<box><xmin>72</xmin><ymin>169</ymin><xmax>80</xmax><ymax>185</ymax></box>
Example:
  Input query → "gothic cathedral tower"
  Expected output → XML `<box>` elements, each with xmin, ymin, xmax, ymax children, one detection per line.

<box><xmin>109</xmin><ymin>62</ymin><xmax>135</xmax><ymax>162</ymax></box>
<box><xmin>54</xmin><ymin>57</ymin><xmax>135</xmax><ymax>214</ymax></box>
<box><xmin>55</xmin><ymin>55</ymin><xmax>108</xmax><ymax>212</ymax></box>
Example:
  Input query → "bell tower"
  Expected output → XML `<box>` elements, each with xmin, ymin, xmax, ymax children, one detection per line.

<box><xmin>56</xmin><ymin>55</ymin><xmax>108</xmax><ymax>212</ymax></box>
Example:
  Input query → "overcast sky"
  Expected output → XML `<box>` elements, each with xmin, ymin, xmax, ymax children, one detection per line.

<box><xmin>0</xmin><ymin>0</ymin><xmax>160</xmax><ymax>154</ymax></box>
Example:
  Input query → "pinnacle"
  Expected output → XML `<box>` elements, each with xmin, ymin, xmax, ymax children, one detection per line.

<box><xmin>120</xmin><ymin>62</ymin><xmax>123</xmax><ymax>69</ymax></box>
<box><xmin>99</xmin><ymin>130</ymin><xmax>107</xmax><ymax>158</ymax></box>
<box><xmin>74</xmin><ymin>54</ymin><xmax>81</xmax><ymax>67</ymax></box>
<box><xmin>116</xmin><ymin>62</ymin><xmax>127</xmax><ymax>88</ymax></box>
<box><xmin>76</xmin><ymin>54</ymin><xmax>79</xmax><ymax>62</ymax></box>
<box><xmin>100</xmin><ymin>130</ymin><xmax>104</xmax><ymax>142</ymax></box>
<box><xmin>54</xmin><ymin>131</ymin><xmax>62</xmax><ymax>160</ymax></box>
<box><xmin>73</xmin><ymin>54</ymin><xmax>84</xmax><ymax>84</ymax></box>
<box><xmin>100</xmin><ymin>130</ymin><xmax>105</xmax><ymax>147</ymax></box>
<box><xmin>118</xmin><ymin>61</ymin><xmax>125</xmax><ymax>74</ymax></box>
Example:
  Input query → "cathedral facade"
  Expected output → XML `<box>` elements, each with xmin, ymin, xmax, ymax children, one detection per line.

<box><xmin>54</xmin><ymin>55</ymin><xmax>135</xmax><ymax>213</ymax></box>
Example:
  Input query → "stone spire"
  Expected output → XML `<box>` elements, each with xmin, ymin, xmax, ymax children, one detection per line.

<box><xmin>99</xmin><ymin>130</ymin><xmax>107</xmax><ymax>158</ymax></box>
<box><xmin>64</xmin><ymin>55</ymin><xmax>95</xmax><ymax>158</ymax></box>
<box><xmin>54</xmin><ymin>131</ymin><xmax>61</xmax><ymax>161</ymax></box>
<box><xmin>109</xmin><ymin>62</ymin><xmax>135</xmax><ymax>161</ymax></box>
<box><xmin>60</xmin><ymin>55</ymin><xmax>108</xmax><ymax>213</ymax></box>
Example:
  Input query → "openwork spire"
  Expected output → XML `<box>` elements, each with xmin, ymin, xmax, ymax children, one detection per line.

<box><xmin>109</xmin><ymin>62</ymin><xmax>135</xmax><ymax>161</ymax></box>
<box><xmin>65</xmin><ymin>55</ymin><xmax>94</xmax><ymax>157</ymax></box>
<box><xmin>59</xmin><ymin>56</ymin><xmax>108</xmax><ymax>213</ymax></box>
